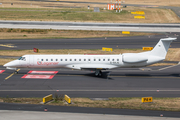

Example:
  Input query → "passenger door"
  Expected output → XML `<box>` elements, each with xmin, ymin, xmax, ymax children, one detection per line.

<box><xmin>28</xmin><ymin>55</ymin><xmax>34</xmax><ymax>67</ymax></box>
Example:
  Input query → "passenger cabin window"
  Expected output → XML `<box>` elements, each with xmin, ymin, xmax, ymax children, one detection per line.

<box><xmin>99</xmin><ymin>59</ymin><xmax>101</xmax><ymax>61</ymax></box>
<box><xmin>41</xmin><ymin>59</ymin><xmax>43</xmax><ymax>61</ymax></box>
<box><xmin>74</xmin><ymin>59</ymin><xmax>76</xmax><ymax>61</ymax></box>
<box><xmin>88</xmin><ymin>59</ymin><xmax>90</xmax><ymax>61</ymax></box>
<box><xmin>108</xmin><ymin>59</ymin><xmax>110</xmax><ymax>61</ymax></box>
<box><xmin>79</xmin><ymin>59</ymin><xmax>81</xmax><ymax>61</ymax></box>
<box><xmin>112</xmin><ymin>59</ymin><xmax>114</xmax><ymax>61</ymax></box>
<box><xmin>70</xmin><ymin>59</ymin><xmax>72</xmax><ymax>61</ymax></box>
<box><xmin>84</xmin><ymin>59</ymin><xmax>86</xmax><ymax>61</ymax></box>
<box><xmin>94</xmin><ymin>59</ymin><xmax>96</xmax><ymax>61</ymax></box>
<box><xmin>46</xmin><ymin>59</ymin><xmax>48</xmax><ymax>61</ymax></box>
<box><xmin>61</xmin><ymin>59</ymin><xmax>63</xmax><ymax>61</ymax></box>
<box><xmin>117</xmin><ymin>59</ymin><xmax>119</xmax><ymax>61</ymax></box>
<box><xmin>56</xmin><ymin>59</ymin><xmax>58</xmax><ymax>61</ymax></box>
<box><xmin>51</xmin><ymin>59</ymin><xmax>53</xmax><ymax>61</ymax></box>
<box><xmin>103</xmin><ymin>59</ymin><xmax>105</xmax><ymax>61</ymax></box>
<box><xmin>65</xmin><ymin>59</ymin><xmax>67</xmax><ymax>61</ymax></box>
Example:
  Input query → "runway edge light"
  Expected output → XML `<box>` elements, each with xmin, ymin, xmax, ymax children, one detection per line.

<box><xmin>142</xmin><ymin>97</ymin><xmax>153</xmax><ymax>103</ymax></box>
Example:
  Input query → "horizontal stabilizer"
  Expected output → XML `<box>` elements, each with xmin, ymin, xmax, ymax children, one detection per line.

<box><xmin>160</xmin><ymin>37</ymin><xmax>177</xmax><ymax>41</ymax></box>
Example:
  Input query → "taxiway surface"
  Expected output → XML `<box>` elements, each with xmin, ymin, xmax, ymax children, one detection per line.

<box><xmin>0</xmin><ymin>64</ymin><xmax>180</xmax><ymax>98</ymax></box>
<box><xmin>1</xmin><ymin>105</ymin><xmax>180</xmax><ymax>118</ymax></box>
<box><xmin>0</xmin><ymin>34</ymin><xmax>179</xmax><ymax>50</ymax></box>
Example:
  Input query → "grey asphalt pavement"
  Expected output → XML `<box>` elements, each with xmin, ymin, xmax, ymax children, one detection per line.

<box><xmin>0</xmin><ymin>64</ymin><xmax>180</xmax><ymax>98</ymax></box>
<box><xmin>0</xmin><ymin>34</ymin><xmax>179</xmax><ymax>50</ymax></box>
<box><xmin>0</xmin><ymin>20</ymin><xmax>179</xmax><ymax>32</ymax></box>
<box><xmin>1</xmin><ymin>104</ymin><xmax>180</xmax><ymax>118</ymax></box>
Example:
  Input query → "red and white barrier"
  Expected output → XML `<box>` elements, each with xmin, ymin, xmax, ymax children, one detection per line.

<box><xmin>107</xmin><ymin>4</ymin><xmax>115</xmax><ymax>10</ymax></box>
<box><xmin>108</xmin><ymin>0</ymin><xmax>121</xmax><ymax>12</ymax></box>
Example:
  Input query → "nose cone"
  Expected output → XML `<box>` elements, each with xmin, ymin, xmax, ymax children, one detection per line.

<box><xmin>3</xmin><ymin>60</ymin><xmax>19</xmax><ymax>67</ymax></box>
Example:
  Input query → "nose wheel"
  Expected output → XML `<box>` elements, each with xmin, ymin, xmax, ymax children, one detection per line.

<box><xmin>95</xmin><ymin>70</ymin><xmax>102</xmax><ymax>77</ymax></box>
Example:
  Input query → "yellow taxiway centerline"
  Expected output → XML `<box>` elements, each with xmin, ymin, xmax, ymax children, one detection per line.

<box><xmin>5</xmin><ymin>69</ymin><xmax>20</xmax><ymax>80</ymax></box>
<box><xmin>0</xmin><ymin>44</ymin><xmax>16</xmax><ymax>48</ymax></box>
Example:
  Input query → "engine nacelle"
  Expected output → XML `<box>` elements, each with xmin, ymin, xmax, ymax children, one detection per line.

<box><xmin>122</xmin><ymin>53</ymin><xmax>148</xmax><ymax>63</ymax></box>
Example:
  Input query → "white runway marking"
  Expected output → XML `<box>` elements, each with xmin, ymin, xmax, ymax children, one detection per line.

<box><xmin>0</xmin><ymin>70</ymin><xmax>5</xmax><ymax>73</ymax></box>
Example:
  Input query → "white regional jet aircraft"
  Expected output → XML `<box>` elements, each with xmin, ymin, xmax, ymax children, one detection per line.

<box><xmin>4</xmin><ymin>38</ymin><xmax>176</xmax><ymax>76</ymax></box>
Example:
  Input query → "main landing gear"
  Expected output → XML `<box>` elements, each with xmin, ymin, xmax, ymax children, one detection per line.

<box><xmin>95</xmin><ymin>70</ymin><xmax>102</xmax><ymax>77</ymax></box>
<box><xmin>14</xmin><ymin>70</ymin><xmax>18</xmax><ymax>74</ymax></box>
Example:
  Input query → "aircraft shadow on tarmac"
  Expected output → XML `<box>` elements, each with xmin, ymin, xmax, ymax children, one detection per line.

<box><xmin>83</xmin><ymin>71</ymin><xmax>113</xmax><ymax>79</ymax></box>
<box><xmin>82</xmin><ymin>72</ymin><xmax>180</xmax><ymax>79</ymax></box>
<box><xmin>55</xmin><ymin>71</ymin><xmax>112</xmax><ymax>79</ymax></box>
<box><xmin>123</xmin><ymin>73</ymin><xmax>180</xmax><ymax>77</ymax></box>
<box><xmin>13</xmin><ymin>71</ymin><xmax>180</xmax><ymax>80</ymax></box>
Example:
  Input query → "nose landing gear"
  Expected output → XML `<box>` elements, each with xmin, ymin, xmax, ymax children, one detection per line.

<box><xmin>14</xmin><ymin>69</ymin><xmax>20</xmax><ymax>74</ymax></box>
<box><xmin>14</xmin><ymin>71</ymin><xmax>18</xmax><ymax>74</ymax></box>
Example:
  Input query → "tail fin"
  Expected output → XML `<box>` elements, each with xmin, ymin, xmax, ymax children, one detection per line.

<box><xmin>149</xmin><ymin>37</ymin><xmax>176</xmax><ymax>58</ymax></box>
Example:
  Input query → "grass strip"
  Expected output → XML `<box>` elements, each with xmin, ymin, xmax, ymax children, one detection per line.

<box><xmin>0</xmin><ymin>7</ymin><xmax>179</xmax><ymax>23</ymax></box>
<box><xmin>0</xmin><ymin>28</ymin><xmax>160</xmax><ymax>39</ymax></box>
<box><xmin>1</xmin><ymin>97</ymin><xmax>180</xmax><ymax>112</ymax></box>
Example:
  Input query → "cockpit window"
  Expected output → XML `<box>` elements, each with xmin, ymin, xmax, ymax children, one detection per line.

<box><xmin>18</xmin><ymin>57</ymin><xmax>26</xmax><ymax>61</ymax></box>
<box><xmin>18</xmin><ymin>57</ymin><xmax>22</xmax><ymax>60</ymax></box>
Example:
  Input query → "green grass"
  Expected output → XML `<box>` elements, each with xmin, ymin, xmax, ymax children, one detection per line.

<box><xmin>0</xmin><ymin>5</ymin><xmax>179</xmax><ymax>23</ymax></box>
<box><xmin>109</xmin><ymin>97</ymin><xmax>135</xmax><ymax>101</ymax></box>
<box><xmin>0</xmin><ymin>9</ymin><xmax>127</xmax><ymax>21</ymax></box>
<box><xmin>0</xmin><ymin>28</ymin><xmax>160</xmax><ymax>39</ymax></box>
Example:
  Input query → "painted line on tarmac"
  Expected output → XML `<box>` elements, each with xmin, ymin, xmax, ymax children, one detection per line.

<box><xmin>0</xmin><ymin>90</ymin><xmax>180</xmax><ymax>92</ymax></box>
<box><xmin>0</xmin><ymin>44</ymin><xmax>16</xmax><ymax>48</ymax></box>
<box><xmin>158</xmin><ymin>63</ymin><xmax>180</xmax><ymax>71</ymax></box>
<box><xmin>21</xmin><ymin>74</ymin><xmax>55</xmax><ymax>79</ymax></box>
<box><xmin>0</xmin><ymin>70</ymin><xmax>5</xmax><ymax>73</ymax></box>
<box><xmin>4</xmin><ymin>69</ymin><xmax>20</xmax><ymax>80</ymax></box>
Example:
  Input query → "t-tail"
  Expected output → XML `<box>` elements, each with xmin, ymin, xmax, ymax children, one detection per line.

<box><xmin>127</xmin><ymin>37</ymin><xmax>177</xmax><ymax>66</ymax></box>
<box><xmin>149</xmin><ymin>37</ymin><xmax>177</xmax><ymax>59</ymax></box>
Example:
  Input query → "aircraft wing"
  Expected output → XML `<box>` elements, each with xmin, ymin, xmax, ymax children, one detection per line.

<box><xmin>66</xmin><ymin>64</ymin><xmax>118</xmax><ymax>71</ymax></box>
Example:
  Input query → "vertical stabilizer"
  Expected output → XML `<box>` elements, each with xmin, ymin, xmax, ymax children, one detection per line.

<box><xmin>150</xmin><ymin>38</ymin><xmax>176</xmax><ymax>58</ymax></box>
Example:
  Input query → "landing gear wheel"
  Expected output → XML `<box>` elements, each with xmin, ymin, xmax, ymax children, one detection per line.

<box><xmin>98</xmin><ymin>71</ymin><xmax>102</xmax><ymax>77</ymax></box>
<box><xmin>14</xmin><ymin>71</ymin><xmax>18</xmax><ymax>74</ymax></box>
<box><xmin>95</xmin><ymin>70</ymin><xmax>102</xmax><ymax>77</ymax></box>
